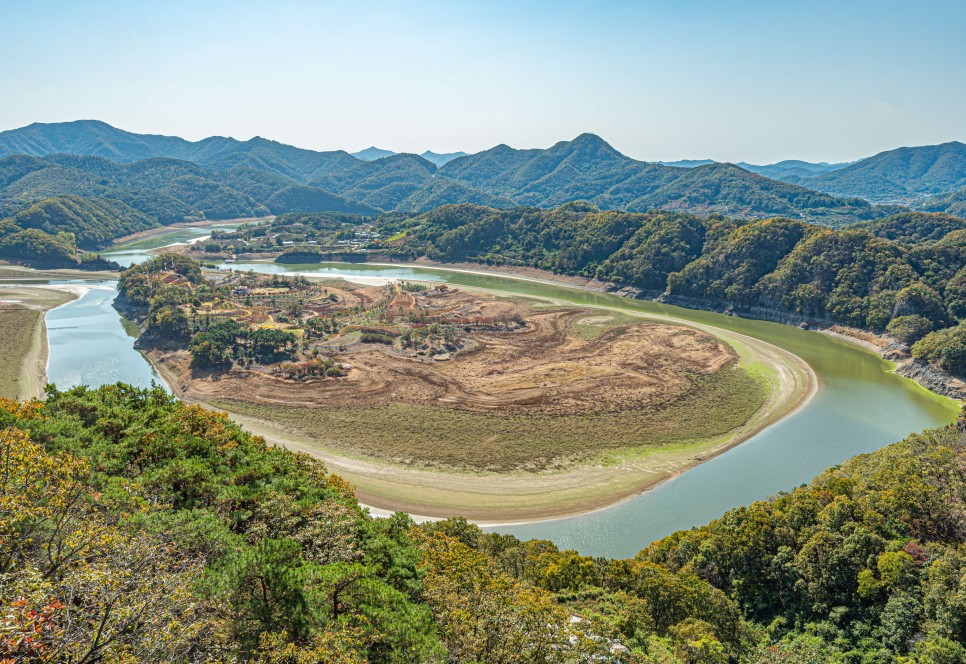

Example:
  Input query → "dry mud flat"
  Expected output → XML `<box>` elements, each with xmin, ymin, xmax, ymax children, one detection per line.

<box><xmin>148</xmin><ymin>283</ymin><xmax>814</xmax><ymax>522</ymax></box>
<box><xmin>164</xmin><ymin>307</ymin><xmax>734</xmax><ymax>417</ymax></box>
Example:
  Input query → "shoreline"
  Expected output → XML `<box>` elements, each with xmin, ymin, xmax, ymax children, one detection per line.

<box><xmin>108</xmin><ymin>215</ymin><xmax>273</xmax><ymax>246</ymax></box>
<box><xmin>0</xmin><ymin>284</ymin><xmax>92</xmax><ymax>400</ymax></box>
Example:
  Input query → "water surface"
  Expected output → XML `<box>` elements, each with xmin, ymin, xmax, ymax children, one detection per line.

<box><xmin>45</xmin><ymin>282</ymin><xmax>161</xmax><ymax>390</ymax></box>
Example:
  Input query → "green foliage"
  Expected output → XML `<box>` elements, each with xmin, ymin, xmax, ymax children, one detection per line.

<box><xmin>922</xmin><ymin>186</ymin><xmax>966</xmax><ymax>218</ymax></box>
<box><xmin>0</xmin><ymin>122</ymin><xmax>914</xmax><ymax>221</ymax></box>
<box><xmin>4</xmin><ymin>386</ymin><xmax>966</xmax><ymax>661</ymax></box>
<box><xmin>886</xmin><ymin>314</ymin><xmax>934</xmax><ymax>344</ymax></box>
<box><xmin>912</xmin><ymin>325</ymin><xmax>966</xmax><ymax>375</ymax></box>
<box><xmin>0</xmin><ymin>227</ymin><xmax>78</xmax><ymax>266</ymax></box>
<box><xmin>0</xmin><ymin>388</ymin><xmax>443</xmax><ymax>661</ymax></box>
<box><xmin>8</xmin><ymin>194</ymin><xmax>156</xmax><ymax>247</ymax></box>
<box><xmin>854</xmin><ymin>212</ymin><xmax>966</xmax><ymax>244</ymax></box>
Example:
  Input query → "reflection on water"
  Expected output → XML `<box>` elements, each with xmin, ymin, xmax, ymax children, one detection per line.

<box><xmin>41</xmin><ymin>241</ymin><xmax>961</xmax><ymax>557</ymax></box>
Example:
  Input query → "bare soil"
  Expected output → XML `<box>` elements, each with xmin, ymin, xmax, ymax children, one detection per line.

<box><xmin>154</xmin><ymin>292</ymin><xmax>736</xmax><ymax>419</ymax></box>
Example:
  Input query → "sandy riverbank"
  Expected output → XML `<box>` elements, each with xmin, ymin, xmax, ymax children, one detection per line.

<box><xmin>0</xmin><ymin>285</ymin><xmax>94</xmax><ymax>400</ymax></box>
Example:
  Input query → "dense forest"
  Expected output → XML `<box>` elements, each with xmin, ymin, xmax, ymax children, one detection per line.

<box><xmin>6</xmin><ymin>123</ymin><xmax>966</xmax><ymax>271</ymax></box>
<box><xmin>3</xmin><ymin>383</ymin><xmax>966</xmax><ymax>662</ymax></box>
<box><xmin>375</xmin><ymin>204</ymin><xmax>966</xmax><ymax>374</ymax></box>
<box><xmin>0</xmin><ymin>195</ymin><xmax>145</xmax><ymax>268</ymax></box>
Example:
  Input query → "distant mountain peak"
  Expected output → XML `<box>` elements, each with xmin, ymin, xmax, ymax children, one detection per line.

<box><xmin>420</xmin><ymin>150</ymin><xmax>467</xmax><ymax>167</ymax></box>
<box><xmin>351</xmin><ymin>146</ymin><xmax>397</xmax><ymax>161</ymax></box>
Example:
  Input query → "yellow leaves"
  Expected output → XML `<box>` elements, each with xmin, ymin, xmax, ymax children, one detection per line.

<box><xmin>252</xmin><ymin>627</ymin><xmax>368</xmax><ymax>664</ymax></box>
<box><xmin>416</xmin><ymin>530</ymin><xmax>599</xmax><ymax>662</ymax></box>
<box><xmin>0</xmin><ymin>398</ymin><xmax>44</xmax><ymax>421</ymax></box>
<box><xmin>0</xmin><ymin>426</ymin><xmax>93</xmax><ymax>571</ymax></box>
<box><xmin>326</xmin><ymin>473</ymin><xmax>355</xmax><ymax>500</ymax></box>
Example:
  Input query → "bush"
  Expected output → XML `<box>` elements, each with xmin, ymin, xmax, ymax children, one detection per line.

<box><xmin>886</xmin><ymin>315</ymin><xmax>934</xmax><ymax>344</ymax></box>
<box><xmin>912</xmin><ymin>325</ymin><xmax>966</xmax><ymax>375</ymax></box>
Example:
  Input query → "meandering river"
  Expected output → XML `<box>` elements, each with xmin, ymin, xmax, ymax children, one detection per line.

<box><xmin>31</xmin><ymin>230</ymin><xmax>961</xmax><ymax>557</ymax></box>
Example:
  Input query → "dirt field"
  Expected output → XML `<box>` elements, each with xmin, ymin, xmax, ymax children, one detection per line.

<box><xmin>164</xmin><ymin>295</ymin><xmax>736</xmax><ymax>413</ymax></box>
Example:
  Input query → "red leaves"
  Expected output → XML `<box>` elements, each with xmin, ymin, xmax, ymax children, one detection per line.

<box><xmin>0</xmin><ymin>599</ymin><xmax>64</xmax><ymax>662</ymax></box>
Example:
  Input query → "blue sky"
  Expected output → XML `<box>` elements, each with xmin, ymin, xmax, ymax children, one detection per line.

<box><xmin>3</xmin><ymin>0</ymin><xmax>965</xmax><ymax>163</ymax></box>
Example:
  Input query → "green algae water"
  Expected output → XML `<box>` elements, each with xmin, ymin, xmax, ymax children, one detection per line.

<box><xmin>43</xmin><ymin>238</ymin><xmax>960</xmax><ymax>557</ymax></box>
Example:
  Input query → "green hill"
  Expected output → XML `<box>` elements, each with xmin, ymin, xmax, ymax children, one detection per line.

<box><xmin>921</xmin><ymin>186</ymin><xmax>966</xmax><ymax>218</ymax></box>
<box><xmin>440</xmin><ymin>134</ymin><xmax>895</xmax><ymax>223</ymax></box>
<box><xmin>0</xmin><ymin>194</ymin><xmax>156</xmax><ymax>267</ymax></box>
<box><xmin>852</xmin><ymin>211</ymin><xmax>966</xmax><ymax>244</ymax></box>
<box><xmin>801</xmin><ymin>141</ymin><xmax>966</xmax><ymax>203</ymax></box>
<box><xmin>0</xmin><ymin>154</ymin><xmax>378</xmax><ymax>224</ymax></box>
<box><xmin>4</xmin><ymin>369</ymin><xmax>966</xmax><ymax>660</ymax></box>
<box><xmin>7</xmin><ymin>195</ymin><xmax>155</xmax><ymax>247</ymax></box>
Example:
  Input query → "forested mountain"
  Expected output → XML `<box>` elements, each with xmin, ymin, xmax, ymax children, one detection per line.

<box><xmin>661</xmin><ymin>159</ymin><xmax>849</xmax><ymax>181</ymax></box>
<box><xmin>0</xmin><ymin>119</ymin><xmax>204</xmax><ymax>163</ymax></box>
<box><xmin>799</xmin><ymin>141</ymin><xmax>966</xmax><ymax>203</ymax></box>
<box><xmin>349</xmin><ymin>148</ymin><xmax>467</xmax><ymax>167</ymax></box>
<box><xmin>853</xmin><ymin>212</ymin><xmax>966</xmax><ymax>244</ymax></box>
<box><xmin>5</xmin><ymin>371</ymin><xmax>966</xmax><ymax>661</ymax></box>
<box><xmin>438</xmin><ymin>134</ymin><xmax>894</xmax><ymax>224</ymax></box>
<box><xmin>312</xmin><ymin>153</ymin><xmax>439</xmax><ymax>211</ymax></box>
<box><xmin>420</xmin><ymin>150</ymin><xmax>468</xmax><ymax>167</ymax></box>
<box><xmin>658</xmin><ymin>158</ymin><xmax>716</xmax><ymax>168</ymax></box>
<box><xmin>0</xmin><ymin>121</ymin><xmax>909</xmax><ymax>223</ymax></box>
<box><xmin>0</xmin><ymin>153</ymin><xmax>377</xmax><ymax>223</ymax></box>
<box><xmin>0</xmin><ymin>120</ymin><xmax>362</xmax><ymax>183</ymax></box>
<box><xmin>737</xmin><ymin>159</ymin><xmax>849</xmax><ymax>180</ymax></box>
<box><xmin>0</xmin><ymin>195</ymin><xmax>151</xmax><ymax>267</ymax></box>
<box><xmin>6</xmin><ymin>195</ymin><xmax>155</xmax><ymax>247</ymax></box>
<box><xmin>351</xmin><ymin>146</ymin><xmax>396</xmax><ymax>161</ymax></box>
<box><xmin>378</xmin><ymin>204</ymin><xmax>966</xmax><ymax>370</ymax></box>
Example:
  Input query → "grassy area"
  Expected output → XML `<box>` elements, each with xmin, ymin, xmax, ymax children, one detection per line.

<box><xmin>569</xmin><ymin>312</ymin><xmax>640</xmax><ymax>339</ymax></box>
<box><xmin>212</xmin><ymin>364</ymin><xmax>768</xmax><ymax>473</ymax></box>
<box><xmin>0</xmin><ymin>306</ymin><xmax>42</xmax><ymax>399</ymax></box>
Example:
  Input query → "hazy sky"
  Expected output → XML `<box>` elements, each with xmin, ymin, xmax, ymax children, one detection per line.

<box><xmin>3</xmin><ymin>0</ymin><xmax>965</xmax><ymax>163</ymax></box>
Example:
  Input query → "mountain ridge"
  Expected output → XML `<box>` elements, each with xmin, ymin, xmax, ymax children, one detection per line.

<box><xmin>0</xmin><ymin>120</ymin><xmax>932</xmax><ymax>223</ymax></box>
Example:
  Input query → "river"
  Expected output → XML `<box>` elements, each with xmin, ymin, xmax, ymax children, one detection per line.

<box><xmin>33</xmin><ymin>232</ymin><xmax>964</xmax><ymax>557</ymax></box>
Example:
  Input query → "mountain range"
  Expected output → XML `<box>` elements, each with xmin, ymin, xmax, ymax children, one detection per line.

<box><xmin>2</xmin><ymin>120</ymin><xmax>966</xmax><ymax>231</ymax></box>
<box><xmin>351</xmin><ymin>146</ymin><xmax>468</xmax><ymax>167</ymax></box>
<box><xmin>660</xmin><ymin>158</ymin><xmax>850</xmax><ymax>181</ymax></box>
